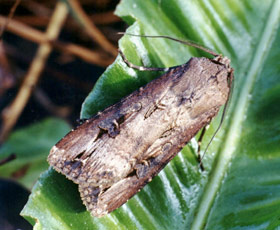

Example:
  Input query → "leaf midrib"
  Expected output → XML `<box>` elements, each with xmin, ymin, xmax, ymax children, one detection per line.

<box><xmin>191</xmin><ymin>1</ymin><xmax>280</xmax><ymax>229</ymax></box>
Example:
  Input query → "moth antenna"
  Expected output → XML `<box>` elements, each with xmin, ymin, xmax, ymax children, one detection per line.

<box><xmin>118</xmin><ymin>48</ymin><xmax>177</xmax><ymax>72</ymax></box>
<box><xmin>118</xmin><ymin>32</ymin><xmax>219</xmax><ymax>57</ymax></box>
<box><xmin>199</xmin><ymin>69</ymin><xmax>234</xmax><ymax>168</ymax></box>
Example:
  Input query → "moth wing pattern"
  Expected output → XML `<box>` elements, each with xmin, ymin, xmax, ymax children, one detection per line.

<box><xmin>48</xmin><ymin>66</ymin><xmax>177</xmax><ymax>186</ymax></box>
<box><xmin>48</xmin><ymin>56</ymin><xmax>233</xmax><ymax>217</ymax></box>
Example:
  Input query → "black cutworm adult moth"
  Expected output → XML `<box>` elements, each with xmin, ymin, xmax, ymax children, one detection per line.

<box><xmin>48</xmin><ymin>34</ymin><xmax>234</xmax><ymax>217</ymax></box>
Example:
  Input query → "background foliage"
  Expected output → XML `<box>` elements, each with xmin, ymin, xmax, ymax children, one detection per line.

<box><xmin>1</xmin><ymin>0</ymin><xmax>279</xmax><ymax>229</ymax></box>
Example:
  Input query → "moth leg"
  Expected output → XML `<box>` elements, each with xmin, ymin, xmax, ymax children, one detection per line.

<box><xmin>197</xmin><ymin>127</ymin><xmax>206</xmax><ymax>171</ymax></box>
<box><xmin>119</xmin><ymin>49</ymin><xmax>177</xmax><ymax>72</ymax></box>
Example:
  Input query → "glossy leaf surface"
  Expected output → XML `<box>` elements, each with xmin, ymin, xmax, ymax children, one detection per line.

<box><xmin>22</xmin><ymin>0</ymin><xmax>280</xmax><ymax>229</ymax></box>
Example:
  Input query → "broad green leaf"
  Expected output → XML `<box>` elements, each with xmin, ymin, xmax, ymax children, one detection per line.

<box><xmin>0</xmin><ymin>118</ymin><xmax>70</xmax><ymax>189</ymax></box>
<box><xmin>22</xmin><ymin>0</ymin><xmax>280</xmax><ymax>229</ymax></box>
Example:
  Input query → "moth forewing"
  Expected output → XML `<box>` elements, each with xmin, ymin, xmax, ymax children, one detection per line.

<box><xmin>48</xmin><ymin>53</ymin><xmax>233</xmax><ymax>217</ymax></box>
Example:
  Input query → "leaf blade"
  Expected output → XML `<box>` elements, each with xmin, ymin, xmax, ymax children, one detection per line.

<box><xmin>21</xmin><ymin>0</ymin><xmax>280</xmax><ymax>229</ymax></box>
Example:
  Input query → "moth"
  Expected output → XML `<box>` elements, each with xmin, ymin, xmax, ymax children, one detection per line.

<box><xmin>48</xmin><ymin>34</ymin><xmax>234</xmax><ymax>217</ymax></box>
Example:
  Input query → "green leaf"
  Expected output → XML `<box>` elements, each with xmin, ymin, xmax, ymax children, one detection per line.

<box><xmin>22</xmin><ymin>0</ymin><xmax>280</xmax><ymax>229</ymax></box>
<box><xmin>0</xmin><ymin>118</ymin><xmax>70</xmax><ymax>189</ymax></box>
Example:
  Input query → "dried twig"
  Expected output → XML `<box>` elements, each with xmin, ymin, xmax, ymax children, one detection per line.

<box><xmin>67</xmin><ymin>0</ymin><xmax>118</xmax><ymax>56</ymax></box>
<box><xmin>53</xmin><ymin>41</ymin><xmax>114</xmax><ymax>66</ymax></box>
<box><xmin>14</xmin><ymin>11</ymin><xmax>120</xmax><ymax>26</ymax></box>
<box><xmin>21</xmin><ymin>0</ymin><xmax>52</xmax><ymax>17</ymax></box>
<box><xmin>0</xmin><ymin>0</ymin><xmax>21</xmax><ymax>39</ymax></box>
<box><xmin>0</xmin><ymin>43</ymin><xmax>16</xmax><ymax>96</ymax></box>
<box><xmin>0</xmin><ymin>2</ymin><xmax>68</xmax><ymax>142</ymax></box>
<box><xmin>0</xmin><ymin>16</ymin><xmax>114</xmax><ymax>66</ymax></box>
<box><xmin>91</xmin><ymin>11</ymin><xmax>120</xmax><ymax>25</ymax></box>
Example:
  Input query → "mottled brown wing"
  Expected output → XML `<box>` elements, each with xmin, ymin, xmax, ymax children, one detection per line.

<box><xmin>78</xmin><ymin>104</ymin><xmax>220</xmax><ymax>217</ymax></box>
<box><xmin>48</xmin><ymin>56</ymin><xmax>232</xmax><ymax>217</ymax></box>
